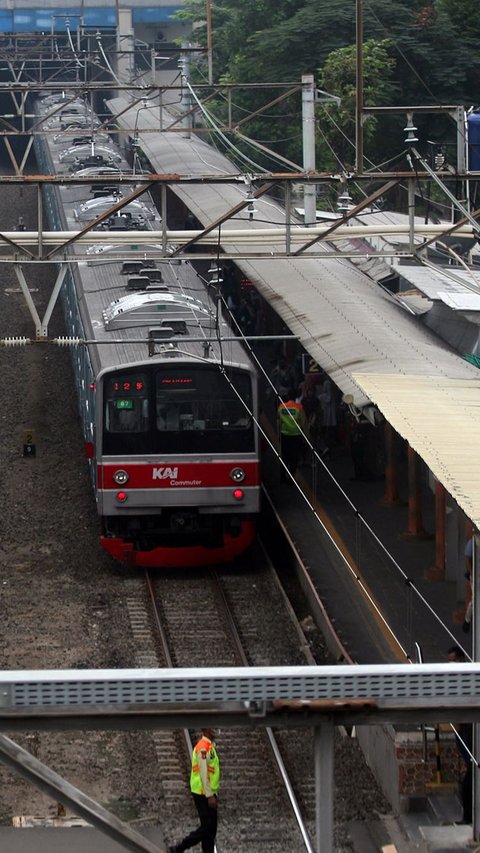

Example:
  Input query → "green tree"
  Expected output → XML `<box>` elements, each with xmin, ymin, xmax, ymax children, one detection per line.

<box><xmin>435</xmin><ymin>0</ymin><xmax>480</xmax><ymax>41</ymax></box>
<box><xmin>178</xmin><ymin>0</ymin><xmax>478</xmax><ymax>173</ymax></box>
<box><xmin>318</xmin><ymin>39</ymin><xmax>396</xmax><ymax>171</ymax></box>
<box><xmin>433</xmin><ymin>0</ymin><xmax>480</xmax><ymax>98</ymax></box>
<box><xmin>177</xmin><ymin>0</ymin><xmax>304</xmax><ymax>82</ymax></box>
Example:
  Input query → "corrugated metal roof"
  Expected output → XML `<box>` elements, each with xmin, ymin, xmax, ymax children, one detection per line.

<box><xmin>395</xmin><ymin>265</ymin><xmax>480</xmax><ymax>306</ymax></box>
<box><xmin>103</xmin><ymin>97</ymin><xmax>480</xmax><ymax>520</ymax></box>
<box><xmin>237</xmin><ymin>254</ymin><xmax>478</xmax><ymax>408</ymax></box>
<box><xmin>353</xmin><ymin>373</ymin><xmax>480</xmax><ymax>526</ymax></box>
<box><xmin>106</xmin><ymin>97</ymin><xmax>480</xmax><ymax>415</ymax></box>
<box><xmin>347</xmin><ymin>211</ymin><xmax>480</xmax><ymax>310</ymax></box>
<box><xmin>438</xmin><ymin>291</ymin><xmax>480</xmax><ymax>311</ymax></box>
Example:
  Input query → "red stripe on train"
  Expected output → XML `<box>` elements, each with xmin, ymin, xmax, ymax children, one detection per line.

<box><xmin>98</xmin><ymin>461</ymin><xmax>260</xmax><ymax>489</ymax></box>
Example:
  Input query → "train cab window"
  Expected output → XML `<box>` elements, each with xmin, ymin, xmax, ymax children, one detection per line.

<box><xmin>102</xmin><ymin>365</ymin><xmax>254</xmax><ymax>455</ymax></box>
<box><xmin>154</xmin><ymin>366</ymin><xmax>254</xmax><ymax>452</ymax></box>
<box><xmin>104</xmin><ymin>372</ymin><xmax>149</xmax><ymax>434</ymax></box>
<box><xmin>157</xmin><ymin>403</ymin><xmax>180</xmax><ymax>431</ymax></box>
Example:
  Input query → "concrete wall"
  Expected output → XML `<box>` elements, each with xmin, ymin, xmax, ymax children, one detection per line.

<box><xmin>357</xmin><ymin>723</ymin><xmax>461</xmax><ymax>813</ymax></box>
<box><xmin>357</xmin><ymin>724</ymin><xmax>402</xmax><ymax>812</ymax></box>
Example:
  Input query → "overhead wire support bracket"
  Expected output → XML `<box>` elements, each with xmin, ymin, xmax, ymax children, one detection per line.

<box><xmin>410</xmin><ymin>146</ymin><xmax>480</xmax><ymax>237</ymax></box>
<box><xmin>418</xmin><ymin>204</ymin><xmax>480</xmax><ymax>253</ymax></box>
<box><xmin>168</xmin><ymin>180</ymin><xmax>276</xmax><ymax>258</ymax></box>
<box><xmin>293</xmin><ymin>179</ymin><xmax>401</xmax><ymax>256</ymax></box>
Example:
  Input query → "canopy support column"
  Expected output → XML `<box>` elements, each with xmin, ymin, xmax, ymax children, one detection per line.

<box><xmin>426</xmin><ymin>480</ymin><xmax>446</xmax><ymax>580</ymax></box>
<box><xmin>314</xmin><ymin>722</ymin><xmax>334</xmax><ymax>853</ymax></box>
<box><xmin>380</xmin><ymin>422</ymin><xmax>401</xmax><ymax>506</ymax></box>
<box><xmin>403</xmin><ymin>446</ymin><xmax>428</xmax><ymax>540</ymax></box>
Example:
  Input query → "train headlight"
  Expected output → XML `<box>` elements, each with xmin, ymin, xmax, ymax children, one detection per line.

<box><xmin>230</xmin><ymin>467</ymin><xmax>246</xmax><ymax>483</ymax></box>
<box><xmin>113</xmin><ymin>469</ymin><xmax>129</xmax><ymax>485</ymax></box>
<box><xmin>116</xmin><ymin>491</ymin><xmax>128</xmax><ymax>503</ymax></box>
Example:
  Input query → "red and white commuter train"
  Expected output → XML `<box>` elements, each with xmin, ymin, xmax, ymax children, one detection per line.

<box><xmin>34</xmin><ymin>93</ymin><xmax>260</xmax><ymax>568</ymax></box>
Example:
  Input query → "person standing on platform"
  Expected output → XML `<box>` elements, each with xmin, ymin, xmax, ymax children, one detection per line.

<box><xmin>318</xmin><ymin>373</ymin><xmax>337</xmax><ymax>448</ymax></box>
<box><xmin>300</xmin><ymin>381</ymin><xmax>329</xmax><ymax>460</ymax></box>
<box><xmin>462</xmin><ymin>536</ymin><xmax>474</xmax><ymax>633</ymax></box>
<box><xmin>169</xmin><ymin>727</ymin><xmax>220</xmax><ymax>853</ymax></box>
<box><xmin>349</xmin><ymin>415</ymin><xmax>373</xmax><ymax>481</ymax></box>
<box><xmin>270</xmin><ymin>357</ymin><xmax>296</xmax><ymax>400</ymax></box>
<box><xmin>447</xmin><ymin>645</ymin><xmax>473</xmax><ymax>825</ymax></box>
<box><xmin>277</xmin><ymin>391</ymin><xmax>307</xmax><ymax>482</ymax></box>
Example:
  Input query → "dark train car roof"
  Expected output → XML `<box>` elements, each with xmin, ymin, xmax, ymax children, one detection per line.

<box><xmin>34</xmin><ymin>97</ymin><xmax>254</xmax><ymax>380</ymax></box>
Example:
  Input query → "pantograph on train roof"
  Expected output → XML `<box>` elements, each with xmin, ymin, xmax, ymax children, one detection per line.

<box><xmin>102</xmin><ymin>291</ymin><xmax>214</xmax><ymax>331</ymax></box>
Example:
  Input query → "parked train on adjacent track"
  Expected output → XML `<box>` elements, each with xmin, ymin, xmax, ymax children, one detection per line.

<box><xmin>33</xmin><ymin>93</ymin><xmax>260</xmax><ymax>568</ymax></box>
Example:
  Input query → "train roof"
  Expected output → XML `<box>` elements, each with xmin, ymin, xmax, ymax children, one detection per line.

<box><xmin>34</xmin><ymin>98</ymin><xmax>253</xmax><ymax>380</ymax></box>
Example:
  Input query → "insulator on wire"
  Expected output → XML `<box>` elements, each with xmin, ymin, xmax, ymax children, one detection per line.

<box><xmin>53</xmin><ymin>336</ymin><xmax>84</xmax><ymax>346</ymax></box>
<box><xmin>403</xmin><ymin>112</ymin><xmax>419</xmax><ymax>144</ymax></box>
<box><xmin>1</xmin><ymin>336</ymin><xmax>30</xmax><ymax>347</ymax></box>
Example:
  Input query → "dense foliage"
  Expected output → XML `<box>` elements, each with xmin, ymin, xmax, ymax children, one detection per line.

<box><xmin>178</xmin><ymin>0</ymin><xmax>479</xmax><ymax>177</ymax></box>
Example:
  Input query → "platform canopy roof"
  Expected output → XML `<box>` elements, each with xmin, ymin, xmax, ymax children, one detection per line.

<box><xmin>353</xmin><ymin>373</ymin><xmax>480</xmax><ymax>528</ymax></box>
<box><xmin>107</xmin><ymin>95</ymin><xmax>480</xmax><ymax>521</ymax></box>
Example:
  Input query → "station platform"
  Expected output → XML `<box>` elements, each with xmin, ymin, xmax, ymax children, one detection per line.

<box><xmin>261</xmin><ymin>425</ymin><xmax>470</xmax><ymax>666</ymax></box>
<box><xmin>261</xmin><ymin>425</ymin><xmax>476</xmax><ymax>852</ymax></box>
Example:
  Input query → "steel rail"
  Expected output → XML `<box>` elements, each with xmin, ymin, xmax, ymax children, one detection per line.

<box><xmin>210</xmin><ymin>569</ymin><xmax>315</xmax><ymax>853</ymax></box>
<box><xmin>145</xmin><ymin>566</ymin><xmax>314</xmax><ymax>851</ymax></box>
<box><xmin>143</xmin><ymin>570</ymin><xmax>219</xmax><ymax>852</ymax></box>
<box><xmin>144</xmin><ymin>570</ymin><xmax>193</xmax><ymax>765</ymax></box>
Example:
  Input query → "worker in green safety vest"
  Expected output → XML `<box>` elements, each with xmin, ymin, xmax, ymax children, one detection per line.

<box><xmin>277</xmin><ymin>390</ymin><xmax>307</xmax><ymax>482</ymax></box>
<box><xmin>169</xmin><ymin>727</ymin><xmax>220</xmax><ymax>853</ymax></box>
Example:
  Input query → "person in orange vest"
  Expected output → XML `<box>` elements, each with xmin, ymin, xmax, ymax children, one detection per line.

<box><xmin>277</xmin><ymin>390</ymin><xmax>307</xmax><ymax>482</ymax></box>
<box><xmin>169</xmin><ymin>727</ymin><xmax>220</xmax><ymax>853</ymax></box>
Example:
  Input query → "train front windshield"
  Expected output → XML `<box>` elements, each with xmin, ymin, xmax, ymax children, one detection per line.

<box><xmin>102</xmin><ymin>364</ymin><xmax>255</xmax><ymax>455</ymax></box>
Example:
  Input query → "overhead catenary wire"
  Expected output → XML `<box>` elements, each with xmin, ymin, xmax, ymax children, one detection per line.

<box><xmin>227</xmin><ymin>278</ymin><xmax>476</xmax><ymax>660</ymax></box>
<box><xmin>210</xmin><ymin>297</ymin><xmax>463</xmax><ymax>663</ymax></box>
<box><xmin>184</xmin><ymin>78</ymin><xmax>288</xmax><ymax>174</ymax></box>
<box><xmin>95</xmin><ymin>31</ymin><xmax>123</xmax><ymax>87</ymax></box>
<box><xmin>317</xmin><ymin>105</ymin><xmax>425</xmax><ymax>205</ymax></box>
<box><xmin>65</xmin><ymin>20</ymin><xmax>83</xmax><ymax>69</ymax></box>
<box><xmin>193</xmin><ymin>62</ymin><xmax>301</xmax><ymax>122</ymax></box>
<box><xmin>32</xmin><ymin>67</ymin><xmax>474</xmax><ymax>671</ymax></box>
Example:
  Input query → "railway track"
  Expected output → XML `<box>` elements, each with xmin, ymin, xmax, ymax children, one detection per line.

<box><xmin>0</xmin><ymin>154</ymin><xmax>392</xmax><ymax>853</ymax></box>
<box><xmin>125</xmin><ymin>542</ymin><xmax>321</xmax><ymax>852</ymax></box>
